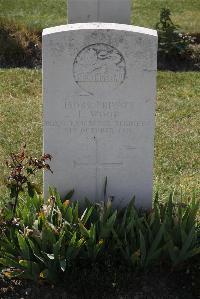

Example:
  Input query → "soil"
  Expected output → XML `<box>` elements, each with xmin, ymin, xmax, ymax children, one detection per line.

<box><xmin>158</xmin><ymin>53</ymin><xmax>200</xmax><ymax>71</ymax></box>
<box><xmin>0</xmin><ymin>262</ymin><xmax>199</xmax><ymax>299</ymax></box>
<box><xmin>0</xmin><ymin>40</ymin><xmax>42</xmax><ymax>69</ymax></box>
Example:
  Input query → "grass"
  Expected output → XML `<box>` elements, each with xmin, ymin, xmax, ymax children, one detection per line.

<box><xmin>132</xmin><ymin>0</ymin><xmax>200</xmax><ymax>33</ymax></box>
<box><xmin>0</xmin><ymin>69</ymin><xmax>199</xmax><ymax>200</ymax></box>
<box><xmin>0</xmin><ymin>0</ymin><xmax>199</xmax><ymax>33</ymax></box>
<box><xmin>0</xmin><ymin>69</ymin><xmax>42</xmax><ymax>197</ymax></box>
<box><xmin>155</xmin><ymin>72</ymin><xmax>200</xmax><ymax>198</ymax></box>
<box><xmin>0</xmin><ymin>0</ymin><xmax>66</xmax><ymax>31</ymax></box>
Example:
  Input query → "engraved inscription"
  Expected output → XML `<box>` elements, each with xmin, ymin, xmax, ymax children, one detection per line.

<box><xmin>73</xmin><ymin>43</ymin><xmax>126</xmax><ymax>95</ymax></box>
<box><xmin>45</xmin><ymin>119</ymin><xmax>150</xmax><ymax>137</ymax></box>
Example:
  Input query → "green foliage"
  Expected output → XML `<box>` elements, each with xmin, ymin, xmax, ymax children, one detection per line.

<box><xmin>112</xmin><ymin>198</ymin><xmax>166</xmax><ymax>268</ymax></box>
<box><xmin>113</xmin><ymin>194</ymin><xmax>200</xmax><ymax>268</ymax></box>
<box><xmin>162</xmin><ymin>195</ymin><xmax>200</xmax><ymax>264</ymax></box>
<box><xmin>0</xmin><ymin>190</ymin><xmax>199</xmax><ymax>283</ymax></box>
<box><xmin>156</xmin><ymin>8</ymin><xmax>194</xmax><ymax>57</ymax></box>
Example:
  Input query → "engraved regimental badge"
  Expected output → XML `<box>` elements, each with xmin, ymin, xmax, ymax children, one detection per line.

<box><xmin>73</xmin><ymin>43</ymin><xmax>126</xmax><ymax>96</ymax></box>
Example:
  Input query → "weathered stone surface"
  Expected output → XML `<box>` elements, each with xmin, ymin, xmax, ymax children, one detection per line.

<box><xmin>43</xmin><ymin>23</ymin><xmax>157</xmax><ymax>208</ymax></box>
<box><xmin>68</xmin><ymin>0</ymin><xmax>131</xmax><ymax>24</ymax></box>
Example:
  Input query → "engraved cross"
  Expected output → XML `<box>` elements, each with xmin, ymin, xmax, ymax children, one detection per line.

<box><xmin>73</xmin><ymin>137</ymin><xmax>123</xmax><ymax>200</ymax></box>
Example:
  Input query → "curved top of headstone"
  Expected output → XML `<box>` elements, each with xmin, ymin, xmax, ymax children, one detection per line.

<box><xmin>43</xmin><ymin>23</ymin><xmax>157</xmax><ymax>37</ymax></box>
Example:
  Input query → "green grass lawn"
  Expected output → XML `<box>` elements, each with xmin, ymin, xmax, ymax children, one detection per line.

<box><xmin>0</xmin><ymin>69</ymin><xmax>199</xmax><ymax>200</ymax></box>
<box><xmin>133</xmin><ymin>0</ymin><xmax>200</xmax><ymax>33</ymax></box>
<box><xmin>0</xmin><ymin>0</ymin><xmax>199</xmax><ymax>32</ymax></box>
<box><xmin>0</xmin><ymin>0</ymin><xmax>66</xmax><ymax>30</ymax></box>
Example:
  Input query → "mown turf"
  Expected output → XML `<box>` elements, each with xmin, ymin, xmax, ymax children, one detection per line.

<box><xmin>155</xmin><ymin>72</ymin><xmax>200</xmax><ymax>198</ymax></box>
<box><xmin>0</xmin><ymin>0</ymin><xmax>66</xmax><ymax>30</ymax></box>
<box><xmin>0</xmin><ymin>0</ymin><xmax>199</xmax><ymax>33</ymax></box>
<box><xmin>0</xmin><ymin>69</ymin><xmax>42</xmax><ymax>197</ymax></box>
<box><xmin>132</xmin><ymin>0</ymin><xmax>200</xmax><ymax>33</ymax></box>
<box><xmin>0</xmin><ymin>70</ymin><xmax>199</xmax><ymax>200</ymax></box>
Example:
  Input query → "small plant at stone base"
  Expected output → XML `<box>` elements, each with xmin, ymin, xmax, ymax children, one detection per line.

<box><xmin>5</xmin><ymin>144</ymin><xmax>52</xmax><ymax>218</ymax></box>
<box><xmin>156</xmin><ymin>8</ymin><xmax>194</xmax><ymax>58</ymax></box>
<box><xmin>0</xmin><ymin>191</ymin><xmax>97</xmax><ymax>282</ymax></box>
<box><xmin>112</xmin><ymin>193</ymin><xmax>200</xmax><ymax>268</ymax></box>
<box><xmin>0</xmin><ymin>188</ymin><xmax>199</xmax><ymax>283</ymax></box>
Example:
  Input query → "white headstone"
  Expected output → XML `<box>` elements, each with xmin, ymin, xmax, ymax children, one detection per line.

<box><xmin>43</xmin><ymin>23</ymin><xmax>157</xmax><ymax>209</ymax></box>
<box><xmin>68</xmin><ymin>0</ymin><xmax>131</xmax><ymax>24</ymax></box>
